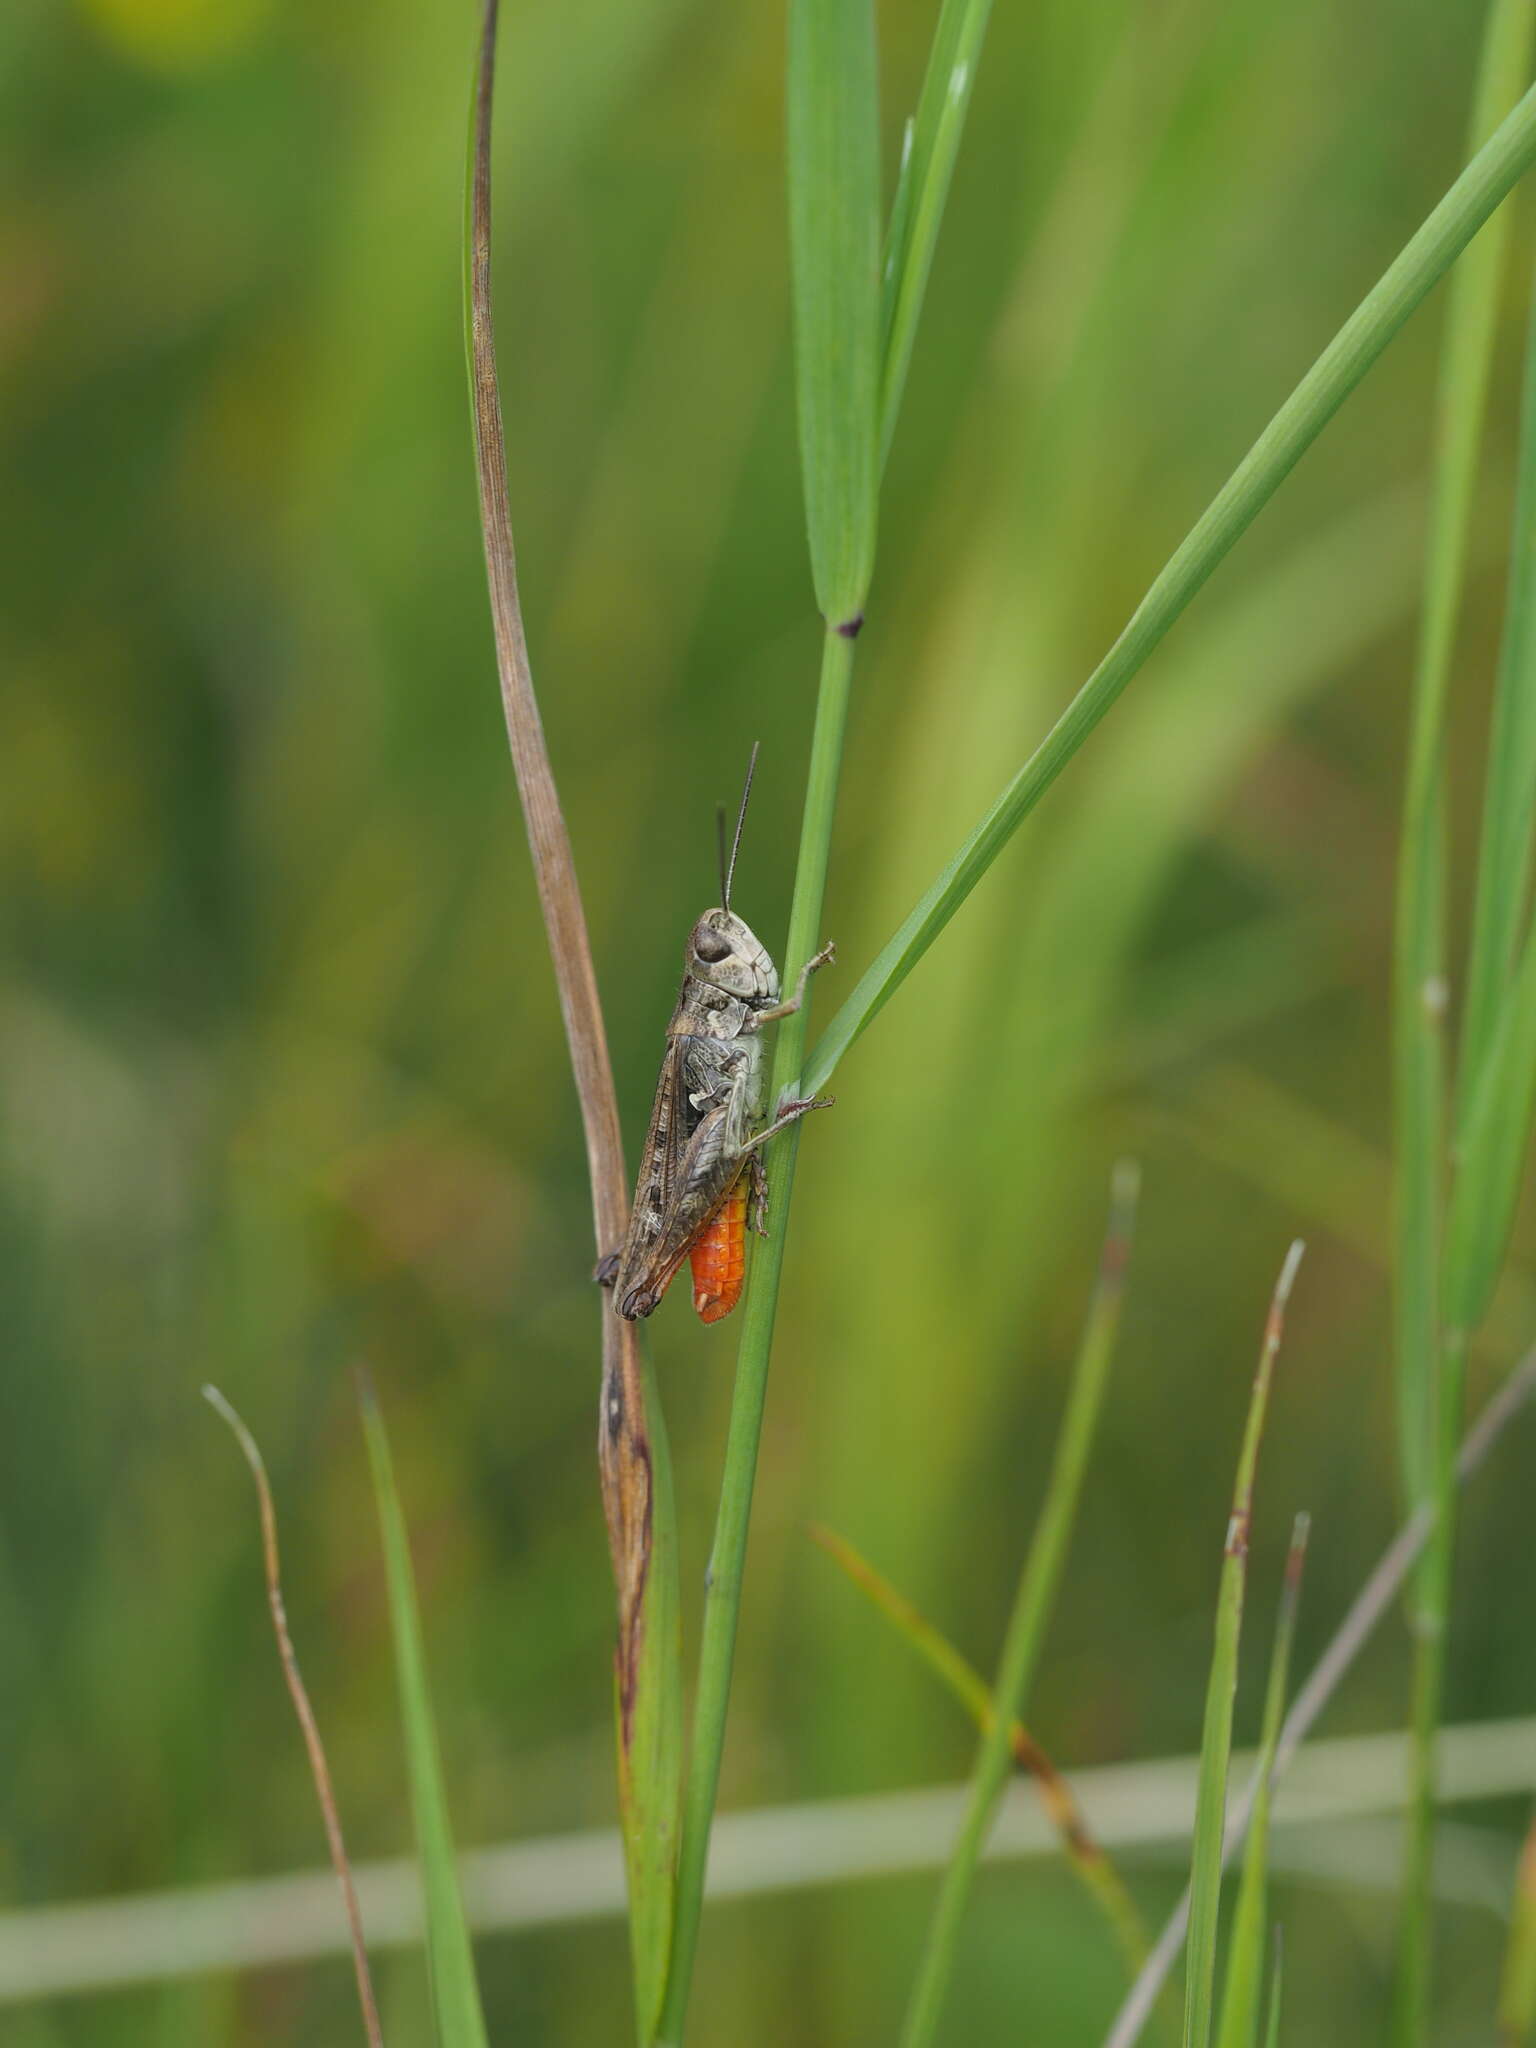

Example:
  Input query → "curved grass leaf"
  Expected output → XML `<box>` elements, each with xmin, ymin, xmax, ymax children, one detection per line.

<box><xmin>1185</xmin><ymin>1245</ymin><xmax>1303</xmax><ymax>2048</ymax></box>
<box><xmin>463</xmin><ymin>6</ymin><xmax>685</xmax><ymax>2036</ymax></box>
<box><xmin>360</xmin><ymin>1381</ymin><xmax>489</xmax><ymax>2048</ymax></box>
<box><xmin>802</xmin><ymin>81</ymin><xmax>1536</xmax><ymax>1098</ymax></box>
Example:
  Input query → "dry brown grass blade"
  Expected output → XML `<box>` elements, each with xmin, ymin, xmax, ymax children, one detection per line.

<box><xmin>203</xmin><ymin>1387</ymin><xmax>384</xmax><ymax>2048</ymax></box>
<box><xmin>464</xmin><ymin>0</ymin><xmax>650</xmax><ymax>1713</ymax></box>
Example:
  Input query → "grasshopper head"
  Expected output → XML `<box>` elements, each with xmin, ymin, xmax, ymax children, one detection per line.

<box><xmin>687</xmin><ymin>909</ymin><xmax>779</xmax><ymax>1004</ymax></box>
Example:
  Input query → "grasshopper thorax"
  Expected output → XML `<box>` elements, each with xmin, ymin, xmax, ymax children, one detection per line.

<box><xmin>686</xmin><ymin>908</ymin><xmax>779</xmax><ymax>1007</ymax></box>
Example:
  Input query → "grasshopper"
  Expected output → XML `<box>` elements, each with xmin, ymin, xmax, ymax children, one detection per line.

<box><xmin>600</xmin><ymin>748</ymin><xmax>834</xmax><ymax>1324</ymax></box>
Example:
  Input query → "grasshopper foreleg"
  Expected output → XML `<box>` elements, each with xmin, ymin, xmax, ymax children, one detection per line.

<box><xmin>739</xmin><ymin>1092</ymin><xmax>834</xmax><ymax>1157</ymax></box>
<box><xmin>746</xmin><ymin>940</ymin><xmax>835</xmax><ymax>1030</ymax></box>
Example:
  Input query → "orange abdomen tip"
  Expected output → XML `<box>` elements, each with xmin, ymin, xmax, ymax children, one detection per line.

<box><xmin>690</xmin><ymin>1174</ymin><xmax>749</xmax><ymax>1324</ymax></box>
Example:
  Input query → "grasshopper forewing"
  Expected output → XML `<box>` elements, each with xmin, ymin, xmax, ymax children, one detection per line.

<box><xmin>601</xmin><ymin>750</ymin><xmax>834</xmax><ymax>1324</ymax></box>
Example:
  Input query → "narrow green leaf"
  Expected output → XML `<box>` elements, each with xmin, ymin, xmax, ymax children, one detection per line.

<box><xmin>1442</xmin><ymin>915</ymin><xmax>1536</xmax><ymax>1334</ymax></box>
<box><xmin>900</xmin><ymin>1163</ymin><xmax>1141</xmax><ymax>2048</ymax></box>
<box><xmin>1214</xmin><ymin>1515</ymin><xmax>1310</xmax><ymax>2048</ymax></box>
<box><xmin>1458</xmin><ymin>7</ymin><xmax>1536</xmax><ymax>1123</ymax></box>
<box><xmin>1262</xmin><ymin>1939</ymin><xmax>1283</xmax><ymax>2048</ymax></box>
<box><xmin>879</xmin><ymin>0</ymin><xmax>995</xmax><ymax>463</ymax></box>
<box><xmin>1393</xmin><ymin>0</ymin><xmax>1536</xmax><ymax>1508</ymax></box>
<box><xmin>1391</xmin><ymin>16</ymin><xmax>1536</xmax><ymax>2039</ymax></box>
<box><xmin>788</xmin><ymin>0</ymin><xmax>881</xmax><ymax>626</ymax></box>
<box><xmin>359</xmin><ymin>1381</ymin><xmax>490</xmax><ymax>2048</ymax></box>
<box><xmin>1499</xmin><ymin>1805</ymin><xmax>1536</xmax><ymax>2043</ymax></box>
<box><xmin>801</xmin><ymin>81</ymin><xmax>1536</xmax><ymax>1098</ymax></box>
<box><xmin>1185</xmin><ymin>1245</ymin><xmax>1304</xmax><ymax>2048</ymax></box>
<box><xmin>810</xmin><ymin>1522</ymin><xmax>1153</xmax><ymax>1984</ymax></box>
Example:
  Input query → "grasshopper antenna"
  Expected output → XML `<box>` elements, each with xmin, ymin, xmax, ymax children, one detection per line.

<box><xmin>721</xmin><ymin>741</ymin><xmax>759</xmax><ymax>913</ymax></box>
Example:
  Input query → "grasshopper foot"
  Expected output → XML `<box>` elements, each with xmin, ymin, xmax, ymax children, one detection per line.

<box><xmin>749</xmin><ymin>1153</ymin><xmax>770</xmax><ymax>1238</ymax></box>
<box><xmin>747</xmin><ymin>941</ymin><xmax>836</xmax><ymax>1030</ymax></box>
<box><xmin>776</xmin><ymin>1092</ymin><xmax>835</xmax><ymax>1122</ymax></box>
<box><xmin>594</xmin><ymin>1250</ymin><xmax>621</xmax><ymax>1288</ymax></box>
<box><xmin>618</xmin><ymin>1283</ymin><xmax>660</xmax><ymax>1321</ymax></box>
<box><xmin>741</xmin><ymin>1092</ymin><xmax>834</xmax><ymax>1155</ymax></box>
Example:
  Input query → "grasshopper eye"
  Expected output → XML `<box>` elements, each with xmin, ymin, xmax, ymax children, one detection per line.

<box><xmin>692</xmin><ymin>924</ymin><xmax>732</xmax><ymax>964</ymax></box>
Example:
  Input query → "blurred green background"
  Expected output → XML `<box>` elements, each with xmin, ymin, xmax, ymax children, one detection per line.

<box><xmin>5</xmin><ymin>0</ymin><xmax>1536</xmax><ymax>2040</ymax></box>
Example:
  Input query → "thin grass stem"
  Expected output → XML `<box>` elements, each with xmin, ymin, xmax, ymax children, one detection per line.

<box><xmin>1184</xmin><ymin>1244</ymin><xmax>1304</xmax><ymax>2048</ymax></box>
<box><xmin>1390</xmin><ymin>16</ymin><xmax>1536</xmax><ymax>2033</ymax></box>
<box><xmin>1457</xmin><ymin>52</ymin><xmax>1536</xmax><ymax>1124</ymax></box>
<box><xmin>203</xmin><ymin>1387</ymin><xmax>384</xmax><ymax>2048</ymax></box>
<box><xmin>358</xmin><ymin>1375</ymin><xmax>489</xmax><ymax>2048</ymax></box>
<box><xmin>899</xmin><ymin>1162</ymin><xmax>1140</xmax><ymax>2048</ymax></box>
<box><xmin>1103</xmin><ymin>1342</ymin><xmax>1536</xmax><ymax>2048</ymax></box>
<box><xmin>654</xmin><ymin>626</ymin><xmax>856</xmax><ymax>2047</ymax></box>
<box><xmin>1214</xmin><ymin>1512</ymin><xmax>1309</xmax><ymax>2048</ymax></box>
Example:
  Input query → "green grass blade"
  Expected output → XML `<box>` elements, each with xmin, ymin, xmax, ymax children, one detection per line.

<box><xmin>899</xmin><ymin>1162</ymin><xmax>1140</xmax><ymax>2048</ymax></box>
<box><xmin>1499</xmin><ymin>1806</ymin><xmax>1536</xmax><ymax>2043</ymax></box>
<box><xmin>1262</xmin><ymin>1939</ymin><xmax>1283</xmax><ymax>2048</ymax></box>
<box><xmin>1390</xmin><ymin>18</ymin><xmax>1536</xmax><ymax>2038</ymax></box>
<box><xmin>1392</xmin><ymin>0</ymin><xmax>1535</xmax><ymax>1507</ymax></box>
<box><xmin>810</xmin><ymin>1522</ymin><xmax>1152</xmax><ymax>1984</ymax></box>
<box><xmin>1458</xmin><ymin>11</ymin><xmax>1536</xmax><ymax>1121</ymax></box>
<box><xmin>1214</xmin><ymin>1514</ymin><xmax>1310</xmax><ymax>2048</ymax></box>
<box><xmin>1442</xmin><ymin>916</ymin><xmax>1536</xmax><ymax>1336</ymax></box>
<box><xmin>801</xmin><ymin>82</ymin><xmax>1536</xmax><ymax>1098</ymax></box>
<box><xmin>359</xmin><ymin>1380</ymin><xmax>490</xmax><ymax>2048</ymax></box>
<box><xmin>1184</xmin><ymin>1244</ymin><xmax>1303</xmax><ymax>2048</ymax></box>
<box><xmin>879</xmin><ymin>0</ymin><xmax>995</xmax><ymax>465</ymax></box>
<box><xmin>787</xmin><ymin>0</ymin><xmax>881</xmax><ymax>627</ymax></box>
